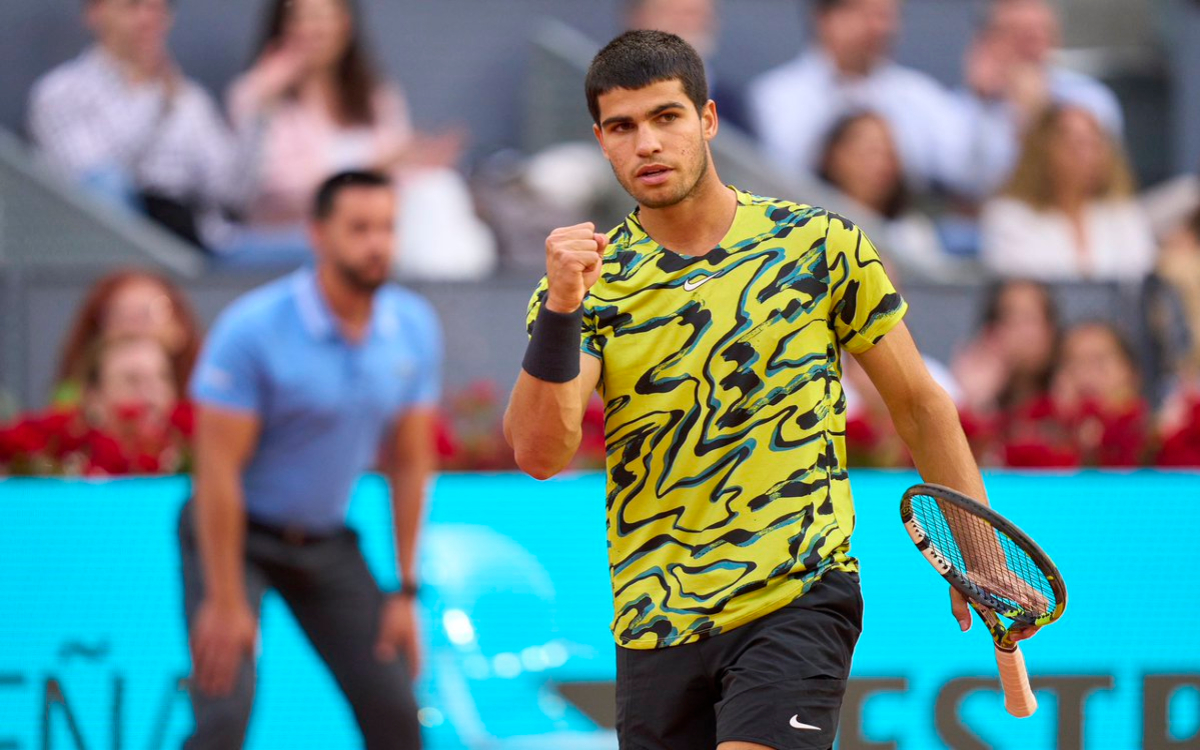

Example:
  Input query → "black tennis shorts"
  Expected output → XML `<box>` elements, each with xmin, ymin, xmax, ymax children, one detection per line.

<box><xmin>615</xmin><ymin>570</ymin><xmax>863</xmax><ymax>750</ymax></box>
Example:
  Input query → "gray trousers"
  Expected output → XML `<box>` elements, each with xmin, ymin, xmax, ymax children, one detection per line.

<box><xmin>178</xmin><ymin>503</ymin><xmax>421</xmax><ymax>749</ymax></box>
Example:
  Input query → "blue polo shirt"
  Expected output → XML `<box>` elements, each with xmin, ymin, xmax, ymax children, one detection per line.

<box><xmin>191</xmin><ymin>269</ymin><xmax>442</xmax><ymax>531</ymax></box>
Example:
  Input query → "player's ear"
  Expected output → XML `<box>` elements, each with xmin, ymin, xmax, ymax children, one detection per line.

<box><xmin>306</xmin><ymin>220</ymin><xmax>327</xmax><ymax>261</ymax></box>
<box><xmin>701</xmin><ymin>99</ymin><xmax>719</xmax><ymax>142</ymax></box>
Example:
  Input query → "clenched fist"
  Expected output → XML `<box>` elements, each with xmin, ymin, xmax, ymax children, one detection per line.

<box><xmin>545</xmin><ymin>223</ymin><xmax>608</xmax><ymax>313</ymax></box>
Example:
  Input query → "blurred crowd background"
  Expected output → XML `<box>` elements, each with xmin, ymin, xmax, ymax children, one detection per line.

<box><xmin>2</xmin><ymin>0</ymin><xmax>1200</xmax><ymax>476</ymax></box>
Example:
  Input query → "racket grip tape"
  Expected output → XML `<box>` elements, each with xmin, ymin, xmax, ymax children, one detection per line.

<box><xmin>994</xmin><ymin>644</ymin><xmax>1037</xmax><ymax>717</ymax></box>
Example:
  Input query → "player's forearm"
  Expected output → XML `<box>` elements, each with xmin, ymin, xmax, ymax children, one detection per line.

<box><xmin>893</xmin><ymin>383</ymin><xmax>989</xmax><ymax>504</ymax></box>
<box><xmin>192</xmin><ymin>470</ymin><xmax>249</xmax><ymax>607</ymax></box>
<box><xmin>504</xmin><ymin>370</ymin><xmax>584</xmax><ymax>480</ymax></box>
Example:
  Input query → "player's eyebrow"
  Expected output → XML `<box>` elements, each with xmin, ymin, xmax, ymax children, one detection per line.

<box><xmin>600</xmin><ymin>101</ymin><xmax>687</xmax><ymax>129</ymax></box>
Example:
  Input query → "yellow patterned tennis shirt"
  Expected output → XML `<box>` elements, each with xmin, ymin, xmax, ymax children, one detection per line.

<box><xmin>526</xmin><ymin>188</ymin><xmax>907</xmax><ymax>649</ymax></box>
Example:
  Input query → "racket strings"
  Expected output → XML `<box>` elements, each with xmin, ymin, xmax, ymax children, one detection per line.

<box><xmin>912</xmin><ymin>494</ymin><xmax>1056</xmax><ymax>618</ymax></box>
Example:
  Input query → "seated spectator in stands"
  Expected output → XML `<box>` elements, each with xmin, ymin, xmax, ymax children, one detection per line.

<box><xmin>53</xmin><ymin>269</ymin><xmax>200</xmax><ymax>408</ymax></box>
<box><xmin>980</xmin><ymin>106</ymin><xmax>1155</xmax><ymax>282</ymax></box>
<box><xmin>1150</xmin><ymin>206</ymin><xmax>1200</xmax><ymax>462</ymax></box>
<box><xmin>816</xmin><ymin>111</ymin><xmax>965</xmax><ymax>282</ymax></box>
<box><xmin>951</xmin><ymin>0</ymin><xmax>1125</xmax><ymax>198</ymax></box>
<box><xmin>624</xmin><ymin>0</ymin><xmax>746</xmax><ymax>129</ymax></box>
<box><xmin>27</xmin><ymin>0</ymin><xmax>248</xmax><ymax>249</ymax></box>
<box><xmin>228</xmin><ymin>0</ymin><xmax>460</xmax><ymax>230</ymax></box>
<box><xmin>226</xmin><ymin>0</ymin><xmax>496</xmax><ymax>277</ymax></box>
<box><xmin>1003</xmin><ymin>322</ymin><xmax>1151</xmax><ymax>468</ymax></box>
<box><xmin>747</xmin><ymin>0</ymin><xmax>964</xmax><ymax>189</ymax></box>
<box><xmin>953</xmin><ymin>279</ymin><xmax>1059</xmax><ymax>429</ymax></box>
<box><xmin>0</xmin><ymin>336</ymin><xmax>193</xmax><ymax>476</ymax></box>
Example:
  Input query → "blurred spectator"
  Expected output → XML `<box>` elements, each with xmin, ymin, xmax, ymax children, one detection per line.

<box><xmin>1157</xmin><ymin>390</ymin><xmax>1200</xmax><ymax>466</ymax></box>
<box><xmin>229</xmin><ymin>0</ymin><xmax>447</xmax><ymax>227</ymax></box>
<box><xmin>747</xmin><ymin>0</ymin><xmax>964</xmax><ymax>189</ymax></box>
<box><xmin>53</xmin><ymin>269</ymin><xmax>200</xmax><ymax>408</ymax></box>
<box><xmin>953</xmin><ymin>280</ymin><xmax>1059</xmax><ymax>419</ymax></box>
<box><xmin>625</xmin><ymin>0</ymin><xmax>746</xmax><ymax>129</ymax></box>
<box><xmin>0</xmin><ymin>336</ymin><xmax>193</xmax><ymax>477</ymax></box>
<box><xmin>951</xmin><ymin>0</ymin><xmax>1125</xmax><ymax>198</ymax></box>
<box><xmin>1153</xmin><ymin>206</ymin><xmax>1200</xmax><ymax>380</ymax></box>
<box><xmin>1004</xmin><ymin>322</ymin><xmax>1151</xmax><ymax>468</ymax></box>
<box><xmin>816</xmin><ymin>111</ymin><xmax>967</xmax><ymax>282</ymax></box>
<box><xmin>226</xmin><ymin>0</ymin><xmax>494</xmax><ymax>279</ymax></box>
<box><xmin>980</xmin><ymin>106</ymin><xmax>1155</xmax><ymax>282</ymax></box>
<box><xmin>27</xmin><ymin>0</ymin><xmax>249</xmax><ymax>248</ymax></box>
<box><xmin>1148</xmin><ymin>206</ymin><xmax>1200</xmax><ymax>446</ymax></box>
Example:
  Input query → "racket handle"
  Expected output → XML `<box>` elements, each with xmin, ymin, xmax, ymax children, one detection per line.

<box><xmin>994</xmin><ymin>644</ymin><xmax>1037</xmax><ymax>717</ymax></box>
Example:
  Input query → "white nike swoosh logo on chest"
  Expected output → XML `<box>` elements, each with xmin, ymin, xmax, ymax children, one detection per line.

<box><xmin>683</xmin><ymin>273</ymin><xmax>720</xmax><ymax>292</ymax></box>
<box><xmin>789</xmin><ymin>715</ymin><xmax>821</xmax><ymax>731</ymax></box>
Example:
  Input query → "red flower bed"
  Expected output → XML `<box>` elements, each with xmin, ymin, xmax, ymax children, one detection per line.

<box><xmin>0</xmin><ymin>402</ymin><xmax>194</xmax><ymax>477</ymax></box>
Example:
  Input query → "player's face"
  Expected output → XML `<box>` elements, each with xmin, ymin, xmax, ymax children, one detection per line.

<box><xmin>593</xmin><ymin>79</ymin><xmax>717</xmax><ymax>210</ymax></box>
<box><xmin>311</xmin><ymin>187</ymin><xmax>397</xmax><ymax>294</ymax></box>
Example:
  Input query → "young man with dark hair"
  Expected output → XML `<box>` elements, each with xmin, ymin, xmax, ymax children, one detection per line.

<box><xmin>506</xmin><ymin>30</ymin><xmax>1030</xmax><ymax>750</ymax></box>
<box><xmin>182</xmin><ymin>170</ymin><xmax>440</xmax><ymax>748</ymax></box>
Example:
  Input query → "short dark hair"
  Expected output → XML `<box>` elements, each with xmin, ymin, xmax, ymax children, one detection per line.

<box><xmin>584</xmin><ymin>30</ymin><xmax>708</xmax><ymax>125</ymax></box>
<box><xmin>313</xmin><ymin>170</ymin><xmax>392</xmax><ymax>220</ymax></box>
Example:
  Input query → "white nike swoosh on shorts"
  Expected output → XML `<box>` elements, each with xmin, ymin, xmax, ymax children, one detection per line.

<box><xmin>789</xmin><ymin>715</ymin><xmax>821</xmax><ymax>731</ymax></box>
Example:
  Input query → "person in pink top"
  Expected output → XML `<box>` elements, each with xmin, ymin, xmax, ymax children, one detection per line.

<box><xmin>228</xmin><ymin>0</ymin><xmax>461</xmax><ymax>231</ymax></box>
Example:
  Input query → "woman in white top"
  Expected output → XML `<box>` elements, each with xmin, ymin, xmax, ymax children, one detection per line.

<box><xmin>980</xmin><ymin>105</ymin><xmax>1155</xmax><ymax>282</ymax></box>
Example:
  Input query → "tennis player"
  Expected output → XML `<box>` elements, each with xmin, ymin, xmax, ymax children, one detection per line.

<box><xmin>505</xmin><ymin>30</ymin><xmax>1027</xmax><ymax>750</ymax></box>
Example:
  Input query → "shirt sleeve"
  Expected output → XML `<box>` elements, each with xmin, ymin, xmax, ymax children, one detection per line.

<box><xmin>189</xmin><ymin>309</ymin><xmax>265</xmax><ymax>414</ymax></box>
<box><xmin>825</xmin><ymin>212</ymin><xmax>908</xmax><ymax>354</ymax></box>
<box><xmin>525</xmin><ymin>276</ymin><xmax>603</xmax><ymax>359</ymax></box>
<box><xmin>397</xmin><ymin>297</ymin><xmax>443</xmax><ymax>411</ymax></box>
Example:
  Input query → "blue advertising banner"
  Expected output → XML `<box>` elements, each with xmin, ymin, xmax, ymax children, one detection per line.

<box><xmin>1</xmin><ymin>471</ymin><xmax>1198</xmax><ymax>749</ymax></box>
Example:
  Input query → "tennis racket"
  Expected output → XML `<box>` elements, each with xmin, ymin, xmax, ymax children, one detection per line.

<box><xmin>900</xmin><ymin>483</ymin><xmax>1067</xmax><ymax>718</ymax></box>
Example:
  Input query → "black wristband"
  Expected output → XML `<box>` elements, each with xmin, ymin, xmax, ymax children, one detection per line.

<box><xmin>522</xmin><ymin>304</ymin><xmax>583</xmax><ymax>383</ymax></box>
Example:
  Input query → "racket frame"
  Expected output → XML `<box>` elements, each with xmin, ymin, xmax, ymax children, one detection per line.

<box><xmin>900</xmin><ymin>482</ymin><xmax>1068</xmax><ymax>719</ymax></box>
<box><xmin>900</xmin><ymin>483</ymin><xmax>1067</xmax><ymax>628</ymax></box>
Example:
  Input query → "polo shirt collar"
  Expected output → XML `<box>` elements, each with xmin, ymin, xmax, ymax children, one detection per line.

<box><xmin>292</xmin><ymin>268</ymin><xmax>401</xmax><ymax>342</ymax></box>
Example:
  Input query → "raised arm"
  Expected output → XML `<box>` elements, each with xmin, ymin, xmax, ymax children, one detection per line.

<box><xmin>504</xmin><ymin>222</ymin><xmax>607</xmax><ymax>479</ymax></box>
